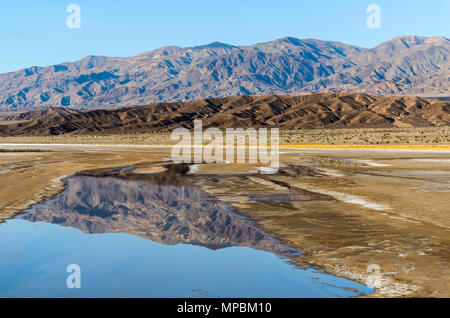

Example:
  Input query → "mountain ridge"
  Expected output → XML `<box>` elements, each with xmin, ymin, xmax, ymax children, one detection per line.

<box><xmin>0</xmin><ymin>93</ymin><xmax>448</xmax><ymax>136</ymax></box>
<box><xmin>0</xmin><ymin>35</ymin><xmax>449</xmax><ymax>112</ymax></box>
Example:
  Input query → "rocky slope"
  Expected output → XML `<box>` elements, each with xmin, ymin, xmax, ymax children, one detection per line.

<box><xmin>0</xmin><ymin>35</ymin><xmax>448</xmax><ymax>112</ymax></box>
<box><xmin>0</xmin><ymin>93</ymin><xmax>448</xmax><ymax>136</ymax></box>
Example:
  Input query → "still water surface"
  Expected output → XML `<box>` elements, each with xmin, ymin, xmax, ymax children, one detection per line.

<box><xmin>0</xmin><ymin>167</ymin><xmax>372</xmax><ymax>297</ymax></box>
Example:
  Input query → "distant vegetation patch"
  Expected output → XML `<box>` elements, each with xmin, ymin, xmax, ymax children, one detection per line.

<box><xmin>0</xmin><ymin>149</ymin><xmax>52</xmax><ymax>153</ymax></box>
<box><xmin>0</xmin><ymin>126</ymin><xmax>448</xmax><ymax>146</ymax></box>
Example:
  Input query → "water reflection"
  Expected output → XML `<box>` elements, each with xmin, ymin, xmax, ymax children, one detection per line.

<box><xmin>1</xmin><ymin>164</ymin><xmax>373</xmax><ymax>297</ymax></box>
<box><xmin>22</xmin><ymin>165</ymin><xmax>293</xmax><ymax>255</ymax></box>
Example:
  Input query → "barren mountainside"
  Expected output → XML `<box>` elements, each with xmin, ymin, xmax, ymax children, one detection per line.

<box><xmin>0</xmin><ymin>93</ymin><xmax>448</xmax><ymax>136</ymax></box>
<box><xmin>0</xmin><ymin>35</ymin><xmax>448</xmax><ymax>112</ymax></box>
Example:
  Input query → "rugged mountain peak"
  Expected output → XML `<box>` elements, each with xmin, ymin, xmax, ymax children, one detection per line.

<box><xmin>192</xmin><ymin>41</ymin><xmax>237</xmax><ymax>50</ymax></box>
<box><xmin>0</xmin><ymin>36</ymin><xmax>448</xmax><ymax>112</ymax></box>
<box><xmin>272</xmin><ymin>36</ymin><xmax>304</xmax><ymax>45</ymax></box>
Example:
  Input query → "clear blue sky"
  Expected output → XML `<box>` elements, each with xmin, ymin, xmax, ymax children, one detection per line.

<box><xmin>0</xmin><ymin>0</ymin><xmax>448</xmax><ymax>73</ymax></box>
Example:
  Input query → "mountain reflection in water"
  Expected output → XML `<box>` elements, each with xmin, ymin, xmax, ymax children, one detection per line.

<box><xmin>1</xmin><ymin>164</ymin><xmax>374</xmax><ymax>298</ymax></box>
<box><xmin>21</xmin><ymin>165</ymin><xmax>293</xmax><ymax>256</ymax></box>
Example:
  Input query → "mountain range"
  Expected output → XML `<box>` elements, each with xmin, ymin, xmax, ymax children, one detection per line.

<box><xmin>1</xmin><ymin>93</ymin><xmax>448</xmax><ymax>136</ymax></box>
<box><xmin>0</xmin><ymin>35</ymin><xmax>448</xmax><ymax>112</ymax></box>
